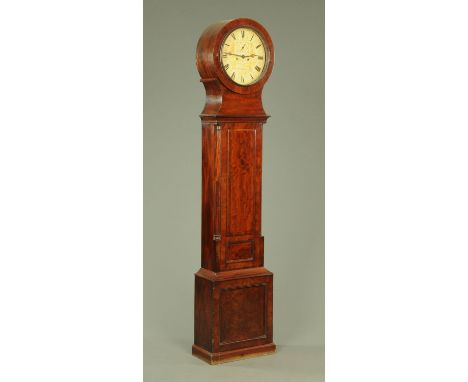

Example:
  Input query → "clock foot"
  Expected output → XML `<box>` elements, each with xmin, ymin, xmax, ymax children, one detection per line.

<box><xmin>192</xmin><ymin>343</ymin><xmax>276</xmax><ymax>365</ymax></box>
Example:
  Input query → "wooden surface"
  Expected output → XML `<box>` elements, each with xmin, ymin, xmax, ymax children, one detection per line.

<box><xmin>201</xmin><ymin>122</ymin><xmax>264</xmax><ymax>272</ymax></box>
<box><xmin>192</xmin><ymin>343</ymin><xmax>276</xmax><ymax>365</ymax></box>
<box><xmin>194</xmin><ymin>18</ymin><xmax>275</xmax><ymax>364</ymax></box>
<box><xmin>194</xmin><ymin>267</ymin><xmax>274</xmax><ymax>359</ymax></box>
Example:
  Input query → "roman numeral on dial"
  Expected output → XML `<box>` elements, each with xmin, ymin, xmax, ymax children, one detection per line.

<box><xmin>231</xmin><ymin>72</ymin><xmax>236</xmax><ymax>79</ymax></box>
<box><xmin>224</xmin><ymin>64</ymin><xmax>229</xmax><ymax>70</ymax></box>
<box><xmin>241</xmin><ymin>30</ymin><xmax>245</xmax><ymax>38</ymax></box>
<box><xmin>255</xmin><ymin>65</ymin><xmax>261</xmax><ymax>72</ymax></box>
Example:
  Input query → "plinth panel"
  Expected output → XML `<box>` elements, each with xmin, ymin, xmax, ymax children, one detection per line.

<box><xmin>220</xmin><ymin>283</ymin><xmax>267</xmax><ymax>345</ymax></box>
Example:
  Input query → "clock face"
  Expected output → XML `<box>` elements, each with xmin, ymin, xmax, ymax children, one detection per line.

<box><xmin>220</xmin><ymin>27</ymin><xmax>268</xmax><ymax>86</ymax></box>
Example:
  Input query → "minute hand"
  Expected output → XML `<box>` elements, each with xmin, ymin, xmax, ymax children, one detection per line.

<box><xmin>225</xmin><ymin>52</ymin><xmax>262</xmax><ymax>59</ymax></box>
<box><xmin>225</xmin><ymin>52</ymin><xmax>248</xmax><ymax>58</ymax></box>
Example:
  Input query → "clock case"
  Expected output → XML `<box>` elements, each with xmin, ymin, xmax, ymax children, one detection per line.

<box><xmin>193</xmin><ymin>18</ymin><xmax>276</xmax><ymax>364</ymax></box>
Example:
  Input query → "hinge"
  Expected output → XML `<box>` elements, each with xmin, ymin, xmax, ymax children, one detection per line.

<box><xmin>213</xmin><ymin>234</ymin><xmax>221</xmax><ymax>241</ymax></box>
<box><xmin>215</xmin><ymin>123</ymin><xmax>221</xmax><ymax>131</ymax></box>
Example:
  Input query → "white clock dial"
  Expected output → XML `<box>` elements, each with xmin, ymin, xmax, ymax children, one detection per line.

<box><xmin>220</xmin><ymin>27</ymin><xmax>267</xmax><ymax>86</ymax></box>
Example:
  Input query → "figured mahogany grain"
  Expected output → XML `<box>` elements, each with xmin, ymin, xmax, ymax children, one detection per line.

<box><xmin>220</xmin><ymin>284</ymin><xmax>266</xmax><ymax>345</ymax></box>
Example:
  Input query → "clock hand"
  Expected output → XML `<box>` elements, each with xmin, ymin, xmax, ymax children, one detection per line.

<box><xmin>225</xmin><ymin>52</ymin><xmax>248</xmax><ymax>59</ymax></box>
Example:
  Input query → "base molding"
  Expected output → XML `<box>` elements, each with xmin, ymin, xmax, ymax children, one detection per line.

<box><xmin>192</xmin><ymin>343</ymin><xmax>276</xmax><ymax>365</ymax></box>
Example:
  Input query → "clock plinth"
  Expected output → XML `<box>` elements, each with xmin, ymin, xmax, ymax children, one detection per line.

<box><xmin>193</xmin><ymin>267</ymin><xmax>275</xmax><ymax>364</ymax></box>
<box><xmin>194</xmin><ymin>18</ymin><xmax>275</xmax><ymax>364</ymax></box>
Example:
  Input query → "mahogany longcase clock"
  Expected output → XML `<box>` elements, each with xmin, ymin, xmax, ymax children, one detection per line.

<box><xmin>193</xmin><ymin>18</ymin><xmax>275</xmax><ymax>364</ymax></box>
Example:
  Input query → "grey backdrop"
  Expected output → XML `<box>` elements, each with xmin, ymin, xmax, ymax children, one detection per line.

<box><xmin>144</xmin><ymin>0</ymin><xmax>324</xmax><ymax>380</ymax></box>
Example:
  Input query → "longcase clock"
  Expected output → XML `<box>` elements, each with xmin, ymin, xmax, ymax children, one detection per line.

<box><xmin>192</xmin><ymin>18</ymin><xmax>275</xmax><ymax>364</ymax></box>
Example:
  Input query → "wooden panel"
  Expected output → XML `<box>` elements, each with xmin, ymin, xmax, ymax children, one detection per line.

<box><xmin>226</xmin><ymin>240</ymin><xmax>255</xmax><ymax>264</ymax></box>
<box><xmin>220</xmin><ymin>236</ymin><xmax>264</xmax><ymax>271</ymax></box>
<box><xmin>227</xmin><ymin>128</ymin><xmax>256</xmax><ymax>235</ymax></box>
<box><xmin>201</xmin><ymin>124</ymin><xmax>216</xmax><ymax>270</ymax></box>
<box><xmin>195</xmin><ymin>268</ymin><xmax>274</xmax><ymax>356</ymax></box>
<box><xmin>194</xmin><ymin>275</ymin><xmax>213</xmax><ymax>351</ymax></box>
<box><xmin>219</xmin><ymin>283</ymin><xmax>267</xmax><ymax>346</ymax></box>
